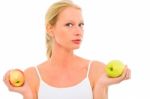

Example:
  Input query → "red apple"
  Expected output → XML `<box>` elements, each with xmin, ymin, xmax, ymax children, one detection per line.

<box><xmin>9</xmin><ymin>69</ymin><xmax>25</xmax><ymax>87</ymax></box>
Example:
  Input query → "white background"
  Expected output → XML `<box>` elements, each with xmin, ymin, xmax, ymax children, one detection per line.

<box><xmin>0</xmin><ymin>0</ymin><xmax>150</xmax><ymax>99</ymax></box>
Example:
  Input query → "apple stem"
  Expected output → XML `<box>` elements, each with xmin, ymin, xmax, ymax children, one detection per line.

<box><xmin>110</xmin><ymin>67</ymin><xmax>113</xmax><ymax>71</ymax></box>
<box><xmin>16</xmin><ymin>80</ymin><xmax>20</xmax><ymax>83</ymax></box>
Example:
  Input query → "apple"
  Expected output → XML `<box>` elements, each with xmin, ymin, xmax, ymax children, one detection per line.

<box><xmin>105</xmin><ymin>60</ymin><xmax>125</xmax><ymax>77</ymax></box>
<box><xmin>9</xmin><ymin>69</ymin><xmax>25</xmax><ymax>87</ymax></box>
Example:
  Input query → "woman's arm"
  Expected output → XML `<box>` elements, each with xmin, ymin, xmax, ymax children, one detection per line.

<box><xmin>91</xmin><ymin>61</ymin><xmax>108</xmax><ymax>99</ymax></box>
<box><xmin>93</xmin><ymin>84</ymin><xmax>108</xmax><ymax>99</ymax></box>
<box><xmin>24</xmin><ymin>67</ymin><xmax>39</xmax><ymax>99</ymax></box>
<box><xmin>92</xmin><ymin>61</ymin><xmax>131</xmax><ymax>99</ymax></box>
<box><xmin>23</xmin><ymin>91</ymin><xmax>34</xmax><ymax>99</ymax></box>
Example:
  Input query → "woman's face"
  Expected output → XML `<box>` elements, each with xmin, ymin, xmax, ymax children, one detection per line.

<box><xmin>51</xmin><ymin>7</ymin><xmax>84</xmax><ymax>50</ymax></box>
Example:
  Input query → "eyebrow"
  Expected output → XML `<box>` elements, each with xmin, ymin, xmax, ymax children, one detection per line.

<box><xmin>65</xmin><ymin>20</ymin><xmax>84</xmax><ymax>23</ymax></box>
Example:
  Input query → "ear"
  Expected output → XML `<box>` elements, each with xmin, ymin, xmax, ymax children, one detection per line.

<box><xmin>46</xmin><ymin>24</ymin><xmax>54</xmax><ymax>37</ymax></box>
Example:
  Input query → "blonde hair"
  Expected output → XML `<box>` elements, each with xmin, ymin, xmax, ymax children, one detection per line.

<box><xmin>45</xmin><ymin>0</ymin><xmax>81</xmax><ymax>58</ymax></box>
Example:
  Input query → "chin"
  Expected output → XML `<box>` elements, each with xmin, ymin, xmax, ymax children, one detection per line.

<box><xmin>74</xmin><ymin>48</ymin><xmax>80</xmax><ymax>50</ymax></box>
<box><xmin>66</xmin><ymin>44</ymin><xmax>81</xmax><ymax>50</ymax></box>
<box><xmin>73</xmin><ymin>45</ymin><xmax>80</xmax><ymax>49</ymax></box>
<box><xmin>68</xmin><ymin>46</ymin><xmax>80</xmax><ymax>51</ymax></box>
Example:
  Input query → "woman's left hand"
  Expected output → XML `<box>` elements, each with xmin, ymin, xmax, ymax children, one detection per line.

<box><xmin>97</xmin><ymin>66</ymin><xmax>131</xmax><ymax>86</ymax></box>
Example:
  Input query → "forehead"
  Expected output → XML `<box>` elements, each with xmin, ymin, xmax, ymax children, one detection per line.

<box><xmin>57</xmin><ymin>7</ymin><xmax>83</xmax><ymax>22</ymax></box>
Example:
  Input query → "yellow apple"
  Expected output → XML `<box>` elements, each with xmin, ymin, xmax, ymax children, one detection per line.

<box><xmin>9</xmin><ymin>69</ymin><xmax>25</xmax><ymax>87</ymax></box>
<box><xmin>105</xmin><ymin>60</ymin><xmax>125</xmax><ymax>78</ymax></box>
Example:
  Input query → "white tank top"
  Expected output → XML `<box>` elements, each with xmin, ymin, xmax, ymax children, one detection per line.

<box><xmin>35</xmin><ymin>61</ymin><xmax>93</xmax><ymax>99</ymax></box>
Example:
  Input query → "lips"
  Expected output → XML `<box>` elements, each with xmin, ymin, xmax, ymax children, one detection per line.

<box><xmin>72</xmin><ymin>39</ymin><xmax>81</xmax><ymax>44</ymax></box>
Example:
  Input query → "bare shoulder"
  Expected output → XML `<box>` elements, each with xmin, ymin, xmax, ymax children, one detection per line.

<box><xmin>23</xmin><ymin>61</ymin><xmax>47</xmax><ymax>90</ymax></box>
<box><xmin>24</xmin><ymin>61</ymin><xmax>47</xmax><ymax>82</ymax></box>
<box><xmin>91</xmin><ymin>60</ymin><xmax>106</xmax><ymax>73</ymax></box>
<box><xmin>24</xmin><ymin>66</ymin><xmax>39</xmax><ymax>97</ymax></box>
<box><xmin>24</xmin><ymin>66</ymin><xmax>38</xmax><ymax>81</ymax></box>
<box><xmin>89</xmin><ymin>60</ymin><xmax>106</xmax><ymax>87</ymax></box>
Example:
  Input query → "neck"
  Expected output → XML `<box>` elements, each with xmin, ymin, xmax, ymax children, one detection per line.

<box><xmin>49</xmin><ymin>43</ymin><xmax>76</xmax><ymax>68</ymax></box>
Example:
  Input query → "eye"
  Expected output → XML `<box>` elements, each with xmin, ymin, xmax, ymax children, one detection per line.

<box><xmin>78</xmin><ymin>23</ymin><xmax>84</xmax><ymax>28</ymax></box>
<box><xmin>65</xmin><ymin>23</ymin><xmax>73</xmax><ymax>27</ymax></box>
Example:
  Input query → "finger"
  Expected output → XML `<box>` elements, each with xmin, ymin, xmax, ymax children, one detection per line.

<box><xmin>3</xmin><ymin>70</ymin><xmax>14</xmax><ymax>90</ymax></box>
<box><xmin>125</xmin><ymin>68</ymin><xmax>131</xmax><ymax>80</ymax></box>
<box><xmin>128</xmin><ymin>69</ymin><xmax>131</xmax><ymax>78</ymax></box>
<box><xmin>120</xmin><ymin>66</ymin><xmax>128</xmax><ymax>79</ymax></box>
<box><xmin>3</xmin><ymin>70</ymin><xmax>11</xmax><ymax>85</ymax></box>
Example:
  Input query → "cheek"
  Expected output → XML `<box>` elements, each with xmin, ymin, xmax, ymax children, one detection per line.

<box><xmin>54</xmin><ymin>30</ymin><xmax>69</xmax><ymax>43</ymax></box>
<box><xmin>53</xmin><ymin>25</ymin><xmax>73</xmax><ymax>45</ymax></box>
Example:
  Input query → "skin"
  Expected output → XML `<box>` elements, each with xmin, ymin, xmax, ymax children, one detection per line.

<box><xmin>3</xmin><ymin>7</ymin><xmax>131</xmax><ymax>99</ymax></box>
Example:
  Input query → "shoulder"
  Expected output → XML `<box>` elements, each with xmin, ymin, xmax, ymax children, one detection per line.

<box><xmin>24</xmin><ymin>66</ymin><xmax>37</xmax><ymax>75</ymax></box>
<box><xmin>89</xmin><ymin>60</ymin><xmax>106</xmax><ymax>88</ymax></box>
<box><xmin>23</xmin><ymin>61</ymin><xmax>47</xmax><ymax>90</ymax></box>
<box><xmin>91</xmin><ymin>60</ymin><xmax>106</xmax><ymax>73</ymax></box>
<box><xmin>24</xmin><ymin>61</ymin><xmax>47</xmax><ymax>78</ymax></box>
<box><xmin>24</xmin><ymin>66</ymin><xmax>38</xmax><ymax>86</ymax></box>
<box><xmin>24</xmin><ymin>66</ymin><xmax>39</xmax><ymax>96</ymax></box>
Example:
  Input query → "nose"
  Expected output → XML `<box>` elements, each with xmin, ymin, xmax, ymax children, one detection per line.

<box><xmin>74</xmin><ymin>26</ymin><xmax>83</xmax><ymax>37</ymax></box>
<box><xmin>75</xmin><ymin>32</ymin><xmax>81</xmax><ymax>36</ymax></box>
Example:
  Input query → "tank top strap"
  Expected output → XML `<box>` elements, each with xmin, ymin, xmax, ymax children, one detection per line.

<box><xmin>86</xmin><ymin>60</ymin><xmax>93</xmax><ymax>77</ymax></box>
<box><xmin>35</xmin><ymin>66</ymin><xmax>42</xmax><ymax>81</ymax></box>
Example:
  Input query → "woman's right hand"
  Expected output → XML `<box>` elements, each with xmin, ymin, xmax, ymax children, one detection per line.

<box><xmin>3</xmin><ymin>69</ymin><xmax>33</xmax><ymax>97</ymax></box>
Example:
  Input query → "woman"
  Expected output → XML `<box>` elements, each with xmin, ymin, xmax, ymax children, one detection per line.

<box><xmin>3</xmin><ymin>0</ymin><xmax>131</xmax><ymax>99</ymax></box>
